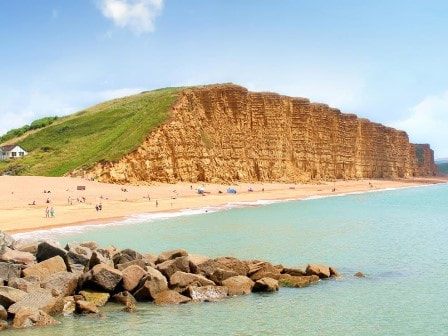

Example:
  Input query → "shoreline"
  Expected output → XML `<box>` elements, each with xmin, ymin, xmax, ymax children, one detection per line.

<box><xmin>3</xmin><ymin>176</ymin><xmax>446</xmax><ymax>238</ymax></box>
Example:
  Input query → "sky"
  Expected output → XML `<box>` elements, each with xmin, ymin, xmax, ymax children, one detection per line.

<box><xmin>1</xmin><ymin>0</ymin><xmax>447</xmax><ymax>157</ymax></box>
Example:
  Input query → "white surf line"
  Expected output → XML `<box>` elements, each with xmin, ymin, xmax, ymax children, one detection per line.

<box><xmin>12</xmin><ymin>182</ymin><xmax>446</xmax><ymax>242</ymax></box>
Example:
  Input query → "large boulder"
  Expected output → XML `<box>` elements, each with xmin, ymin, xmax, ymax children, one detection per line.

<box><xmin>247</xmin><ymin>261</ymin><xmax>281</xmax><ymax>281</ymax></box>
<box><xmin>36</xmin><ymin>242</ymin><xmax>67</xmax><ymax>263</ymax></box>
<box><xmin>157</xmin><ymin>256</ymin><xmax>190</xmax><ymax>279</ymax></box>
<box><xmin>153</xmin><ymin>290</ymin><xmax>191</xmax><ymax>305</ymax></box>
<box><xmin>9</xmin><ymin>276</ymin><xmax>41</xmax><ymax>293</ymax></box>
<box><xmin>278</xmin><ymin>274</ymin><xmax>319</xmax><ymax>288</ymax></box>
<box><xmin>170</xmin><ymin>271</ymin><xmax>215</xmax><ymax>289</ymax></box>
<box><xmin>22</xmin><ymin>256</ymin><xmax>67</xmax><ymax>281</ymax></box>
<box><xmin>329</xmin><ymin>267</ymin><xmax>340</xmax><ymax>277</ymax></box>
<box><xmin>253</xmin><ymin>277</ymin><xmax>279</xmax><ymax>292</ymax></box>
<box><xmin>0</xmin><ymin>248</ymin><xmax>35</xmax><ymax>265</ymax></box>
<box><xmin>306</xmin><ymin>264</ymin><xmax>331</xmax><ymax>279</ymax></box>
<box><xmin>0</xmin><ymin>286</ymin><xmax>27</xmax><ymax>308</ymax></box>
<box><xmin>209</xmin><ymin>268</ymin><xmax>239</xmax><ymax>285</ymax></box>
<box><xmin>79</xmin><ymin>290</ymin><xmax>110</xmax><ymax>307</ymax></box>
<box><xmin>12</xmin><ymin>307</ymin><xmax>60</xmax><ymax>329</ymax></box>
<box><xmin>134</xmin><ymin>267</ymin><xmax>168</xmax><ymax>301</ymax></box>
<box><xmin>222</xmin><ymin>276</ymin><xmax>254</xmax><ymax>296</ymax></box>
<box><xmin>79</xmin><ymin>241</ymin><xmax>99</xmax><ymax>251</ymax></box>
<box><xmin>116</xmin><ymin>259</ymin><xmax>147</xmax><ymax>271</ymax></box>
<box><xmin>156</xmin><ymin>249</ymin><xmax>188</xmax><ymax>264</ymax></box>
<box><xmin>75</xmin><ymin>300</ymin><xmax>99</xmax><ymax>314</ymax></box>
<box><xmin>41</xmin><ymin>271</ymin><xmax>79</xmax><ymax>297</ymax></box>
<box><xmin>142</xmin><ymin>252</ymin><xmax>158</xmax><ymax>265</ymax></box>
<box><xmin>113</xmin><ymin>249</ymin><xmax>143</xmax><ymax>265</ymax></box>
<box><xmin>8</xmin><ymin>288</ymin><xmax>64</xmax><ymax>315</ymax></box>
<box><xmin>215</xmin><ymin>257</ymin><xmax>249</xmax><ymax>276</ymax></box>
<box><xmin>195</xmin><ymin>259</ymin><xmax>219</xmax><ymax>278</ymax></box>
<box><xmin>65</xmin><ymin>248</ymin><xmax>91</xmax><ymax>274</ymax></box>
<box><xmin>282</xmin><ymin>267</ymin><xmax>306</xmax><ymax>276</ymax></box>
<box><xmin>15</xmin><ymin>242</ymin><xmax>38</xmax><ymax>255</ymax></box>
<box><xmin>0</xmin><ymin>320</ymin><xmax>7</xmax><ymax>330</ymax></box>
<box><xmin>0</xmin><ymin>231</ymin><xmax>15</xmax><ymax>254</ymax></box>
<box><xmin>187</xmin><ymin>286</ymin><xmax>228</xmax><ymax>302</ymax></box>
<box><xmin>62</xmin><ymin>296</ymin><xmax>75</xmax><ymax>316</ymax></box>
<box><xmin>0</xmin><ymin>262</ymin><xmax>22</xmax><ymax>283</ymax></box>
<box><xmin>89</xmin><ymin>264</ymin><xmax>123</xmax><ymax>292</ymax></box>
<box><xmin>122</xmin><ymin>265</ymin><xmax>147</xmax><ymax>292</ymax></box>
<box><xmin>89</xmin><ymin>250</ymin><xmax>114</xmax><ymax>269</ymax></box>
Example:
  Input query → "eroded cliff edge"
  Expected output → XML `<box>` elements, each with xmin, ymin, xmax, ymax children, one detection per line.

<box><xmin>85</xmin><ymin>84</ymin><xmax>438</xmax><ymax>184</ymax></box>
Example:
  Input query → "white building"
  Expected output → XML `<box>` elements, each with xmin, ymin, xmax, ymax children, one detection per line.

<box><xmin>0</xmin><ymin>144</ymin><xmax>28</xmax><ymax>160</ymax></box>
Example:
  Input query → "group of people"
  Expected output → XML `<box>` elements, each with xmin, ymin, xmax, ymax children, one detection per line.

<box><xmin>45</xmin><ymin>206</ymin><xmax>55</xmax><ymax>218</ymax></box>
<box><xmin>95</xmin><ymin>203</ymin><xmax>103</xmax><ymax>211</ymax></box>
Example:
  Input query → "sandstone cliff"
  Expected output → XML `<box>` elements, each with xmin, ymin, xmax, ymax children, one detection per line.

<box><xmin>86</xmin><ymin>84</ymin><xmax>438</xmax><ymax>184</ymax></box>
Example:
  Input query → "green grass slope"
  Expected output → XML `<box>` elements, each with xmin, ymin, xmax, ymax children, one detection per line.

<box><xmin>436</xmin><ymin>162</ymin><xmax>448</xmax><ymax>174</ymax></box>
<box><xmin>0</xmin><ymin>87</ymin><xmax>185</xmax><ymax>176</ymax></box>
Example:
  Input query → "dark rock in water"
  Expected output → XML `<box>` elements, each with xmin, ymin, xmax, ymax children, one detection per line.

<box><xmin>222</xmin><ymin>276</ymin><xmax>254</xmax><ymax>296</ymax></box>
<box><xmin>134</xmin><ymin>267</ymin><xmax>168</xmax><ymax>301</ymax></box>
<box><xmin>65</xmin><ymin>247</ymin><xmax>92</xmax><ymax>273</ymax></box>
<box><xmin>0</xmin><ymin>248</ymin><xmax>35</xmax><ymax>265</ymax></box>
<box><xmin>306</xmin><ymin>264</ymin><xmax>331</xmax><ymax>279</ymax></box>
<box><xmin>0</xmin><ymin>286</ymin><xmax>27</xmax><ymax>308</ymax></box>
<box><xmin>0</xmin><ymin>231</ymin><xmax>15</xmax><ymax>254</ymax></box>
<box><xmin>247</xmin><ymin>261</ymin><xmax>281</xmax><ymax>281</ymax></box>
<box><xmin>153</xmin><ymin>290</ymin><xmax>191</xmax><ymax>305</ymax></box>
<box><xmin>9</xmin><ymin>276</ymin><xmax>41</xmax><ymax>293</ymax></box>
<box><xmin>8</xmin><ymin>288</ymin><xmax>64</xmax><ymax>315</ymax></box>
<box><xmin>122</xmin><ymin>265</ymin><xmax>147</xmax><ymax>292</ymax></box>
<box><xmin>253</xmin><ymin>277</ymin><xmax>279</xmax><ymax>292</ymax></box>
<box><xmin>12</xmin><ymin>307</ymin><xmax>60</xmax><ymax>329</ymax></box>
<box><xmin>22</xmin><ymin>256</ymin><xmax>67</xmax><ymax>281</ymax></box>
<box><xmin>0</xmin><ymin>304</ymin><xmax>8</xmax><ymax>320</ymax></box>
<box><xmin>329</xmin><ymin>267</ymin><xmax>340</xmax><ymax>277</ymax></box>
<box><xmin>209</xmin><ymin>268</ymin><xmax>238</xmax><ymax>285</ymax></box>
<box><xmin>113</xmin><ymin>249</ymin><xmax>143</xmax><ymax>265</ymax></box>
<box><xmin>79</xmin><ymin>290</ymin><xmax>110</xmax><ymax>307</ymax></box>
<box><xmin>354</xmin><ymin>272</ymin><xmax>365</xmax><ymax>278</ymax></box>
<box><xmin>169</xmin><ymin>271</ymin><xmax>215</xmax><ymax>289</ymax></box>
<box><xmin>116</xmin><ymin>259</ymin><xmax>147</xmax><ymax>271</ymax></box>
<box><xmin>156</xmin><ymin>249</ymin><xmax>188</xmax><ymax>264</ymax></box>
<box><xmin>0</xmin><ymin>262</ymin><xmax>22</xmax><ymax>283</ymax></box>
<box><xmin>36</xmin><ymin>242</ymin><xmax>67</xmax><ymax>263</ymax></box>
<box><xmin>215</xmin><ymin>257</ymin><xmax>249</xmax><ymax>276</ymax></box>
<box><xmin>157</xmin><ymin>256</ymin><xmax>190</xmax><ymax>279</ymax></box>
<box><xmin>278</xmin><ymin>274</ymin><xmax>319</xmax><ymax>288</ymax></box>
<box><xmin>112</xmin><ymin>291</ymin><xmax>137</xmax><ymax>312</ymax></box>
<box><xmin>187</xmin><ymin>286</ymin><xmax>228</xmax><ymax>302</ymax></box>
<box><xmin>41</xmin><ymin>271</ymin><xmax>79</xmax><ymax>297</ymax></box>
<box><xmin>282</xmin><ymin>267</ymin><xmax>306</xmax><ymax>277</ymax></box>
<box><xmin>75</xmin><ymin>300</ymin><xmax>99</xmax><ymax>314</ymax></box>
<box><xmin>89</xmin><ymin>264</ymin><xmax>123</xmax><ymax>292</ymax></box>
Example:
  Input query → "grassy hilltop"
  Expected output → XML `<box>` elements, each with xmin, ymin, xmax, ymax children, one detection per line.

<box><xmin>436</xmin><ymin>162</ymin><xmax>448</xmax><ymax>174</ymax></box>
<box><xmin>0</xmin><ymin>87</ymin><xmax>184</xmax><ymax>176</ymax></box>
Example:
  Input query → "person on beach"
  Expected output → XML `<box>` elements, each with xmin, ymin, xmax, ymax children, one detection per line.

<box><xmin>156</xmin><ymin>200</ymin><xmax>158</xmax><ymax>207</ymax></box>
<box><xmin>45</xmin><ymin>207</ymin><xmax>50</xmax><ymax>218</ymax></box>
<box><xmin>95</xmin><ymin>204</ymin><xmax>99</xmax><ymax>212</ymax></box>
<box><xmin>50</xmin><ymin>207</ymin><xmax>55</xmax><ymax>217</ymax></box>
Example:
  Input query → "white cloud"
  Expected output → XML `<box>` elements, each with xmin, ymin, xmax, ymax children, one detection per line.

<box><xmin>98</xmin><ymin>0</ymin><xmax>164</xmax><ymax>33</ymax></box>
<box><xmin>390</xmin><ymin>91</ymin><xmax>448</xmax><ymax>158</ymax></box>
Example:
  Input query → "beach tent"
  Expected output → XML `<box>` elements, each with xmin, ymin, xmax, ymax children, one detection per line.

<box><xmin>197</xmin><ymin>187</ymin><xmax>205</xmax><ymax>194</ymax></box>
<box><xmin>227</xmin><ymin>188</ymin><xmax>237</xmax><ymax>194</ymax></box>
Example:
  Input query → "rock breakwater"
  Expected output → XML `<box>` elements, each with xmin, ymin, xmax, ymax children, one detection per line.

<box><xmin>0</xmin><ymin>231</ymin><xmax>339</xmax><ymax>330</ymax></box>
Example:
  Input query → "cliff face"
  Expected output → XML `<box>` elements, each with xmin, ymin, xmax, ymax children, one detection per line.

<box><xmin>87</xmin><ymin>84</ymin><xmax>438</xmax><ymax>184</ymax></box>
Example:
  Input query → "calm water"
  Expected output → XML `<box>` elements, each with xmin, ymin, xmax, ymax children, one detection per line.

<box><xmin>7</xmin><ymin>184</ymin><xmax>448</xmax><ymax>335</ymax></box>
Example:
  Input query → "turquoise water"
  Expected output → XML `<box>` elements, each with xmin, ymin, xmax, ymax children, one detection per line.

<box><xmin>7</xmin><ymin>184</ymin><xmax>448</xmax><ymax>335</ymax></box>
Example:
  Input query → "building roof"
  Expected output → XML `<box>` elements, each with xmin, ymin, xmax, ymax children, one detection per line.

<box><xmin>0</xmin><ymin>144</ymin><xmax>20</xmax><ymax>152</ymax></box>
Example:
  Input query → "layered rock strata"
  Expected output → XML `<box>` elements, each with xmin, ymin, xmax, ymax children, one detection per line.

<box><xmin>86</xmin><ymin>84</ymin><xmax>438</xmax><ymax>184</ymax></box>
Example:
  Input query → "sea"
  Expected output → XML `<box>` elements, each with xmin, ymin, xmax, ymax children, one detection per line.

<box><xmin>7</xmin><ymin>183</ymin><xmax>448</xmax><ymax>335</ymax></box>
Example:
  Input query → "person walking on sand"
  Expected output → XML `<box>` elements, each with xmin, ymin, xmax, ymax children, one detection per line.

<box><xmin>45</xmin><ymin>207</ymin><xmax>50</xmax><ymax>218</ymax></box>
<box><xmin>156</xmin><ymin>200</ymin><xmax>158</xmax><ymax>208</ymax></box>
<box><xmin>50</xmin><ymin>207</ymin><xmax>55</xmax><ymax>217</ymax></box>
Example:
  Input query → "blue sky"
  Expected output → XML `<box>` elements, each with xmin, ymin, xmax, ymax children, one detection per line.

<box><xmin>1</xmin><ymin>0</ymin><xmax>447</xmax><ymax>157</ymax></box>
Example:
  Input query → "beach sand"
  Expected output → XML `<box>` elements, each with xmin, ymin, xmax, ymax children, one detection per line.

<box><xmin>1</xmin><ymin>175</ymin><xmax>446</xmax><ymax>234</ymax></box>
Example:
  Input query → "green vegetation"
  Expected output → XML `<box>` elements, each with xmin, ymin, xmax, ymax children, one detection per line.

<box><xmin>0</xmin><ymin>116</ymin><xmax>58</xmax><ymax>143</ymax></box>
<box><xmin>414</xmin><ymin>144</ymin><xmax>425</xmax><ymax>166</ymax></box>
<box><xmin>436</xmin><ymin>162</ymin><xmax>448</xmax><ymax>174</ymax></box>
<box><xmin>0</xmin><ymin>87</ymin><xmax>185</xmax><ymax>176</ymax></box>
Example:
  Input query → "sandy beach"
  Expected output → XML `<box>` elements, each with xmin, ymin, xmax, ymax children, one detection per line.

<box><xmin>0</xmin><ymin>175</ymin><xmax>446</xmax><ymax>234</ymax></box>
